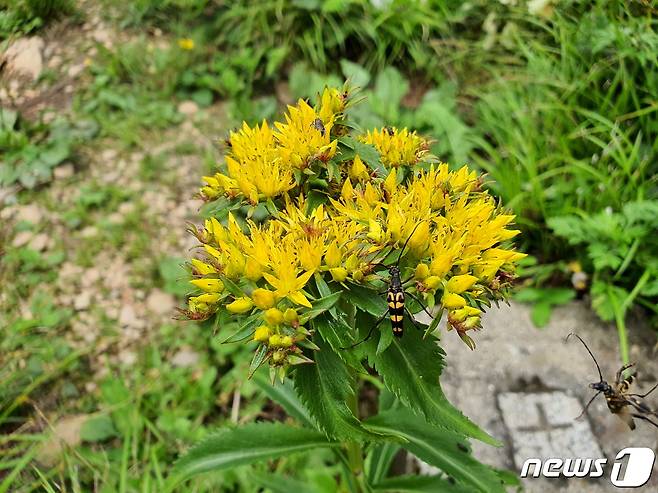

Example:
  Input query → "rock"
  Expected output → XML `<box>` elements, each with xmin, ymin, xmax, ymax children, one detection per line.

<box><xmin>16</xmin><ymin>204</ymin><xmax>44</xmax><ymax>224</ymax></box>
<box><xmin>171</xmin><ymin>347</ymin><xmax>200</xmax><ymax>368</ymax></box>
<box><xmin>177</xmin><ymin>100</ymin><xmax>199</xmax><ymax>116</ymax></box>
<box><xmin>80</xmin><ymin>226</ymin><xmax>98</xmax><ymax>238</ymax></box>
<box><xmin>12</xmin><ymin>231</ymin><xmax>32</xmax><ymax>248</ymax></box>
<box><xmin>118</xmin><ymin>350</ymin><xmax>137</xmax><ymax>366</ymax></box>
<box><xmin>67</xmin><ymin>63</ymin><xmax>85</xmax><ymax>78</ymax></box>
<box><xmin>74</xmin><ymin>291</ymin><xmax>92</xmax><ymax>311</ymax></box>
<box><xmin>2</xmin><ymin>36</ymin><xmax>45</xmax><ymax>80</ymax></box>
<box><xmin>119</xmin><ymin>305</ymin><xmax>144</xmax><ymax>329</ymax></box>
<box><xmin>54</xmin><ymin>163</ymin><xmax>75</xmax><ymax>180</ymax></box>
<box><xmin>91</xmin><ymin>28</ymin><xmax>113</xmax><ymax>48</ymax></box>
<box><xmin>101</xmin><ymin>149</ymin><xmax>118</xmax><ymax>162</ymax></box>
<box><xmin>37</xmin><ymin>415</ymin><xmax>87</xmax><ymax>466</ymax></box>
<box><xmin>118</xmin><ymin>202</ymin><xmax>135</xmax><ymax>215</ymax></box>
<box><xmin>146</xmin><ymin>289</ymin><xmax>175</xmax><ymax>316</ymax></box>
<box><xmin>28</xmin><ymin>233</ymin><xmax>49</xmax><ymax>252</ymax></box>
<box><xmin>48</xmin><ymin>54</ymin><xmax>62</xmax><ymax>69</ymax></box>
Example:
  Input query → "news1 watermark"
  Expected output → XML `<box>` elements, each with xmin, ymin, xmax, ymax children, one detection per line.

<box><xmin>520</xmin><ymin>447</ymin><xmax>656</xmax><ymax>487</ymax></box>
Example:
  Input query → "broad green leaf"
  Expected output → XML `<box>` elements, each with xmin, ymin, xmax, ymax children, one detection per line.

<box><xmin>367</xmin><ymin>410</ymin><xmax>505</xmax><ymax>493</ymax></box>
<box><xmin>372</xmin><ymin>67</ymin><xmax>408</xmax><ymax>121</ymax></box>
<box><xmin>294</xmin><ymin>336</ymin><xmax>387</xmax><ymax>441</ymax></box>
<box><xmin>338</xmin><ymin>137</ymin><xmax>387</xmax><ymax>177</ymax></box>
<box><xmin>346</xmin><ymin>283</ymin><xmax>388</xmax><ymax>317</ymax></box>
<box><xmin>312</xmin><ymin>314</ymin><xmax>355</xmax><ymax>356</ymax></box>
<box><xmin>373</xmin><ymin>329</ymin><xmax>497</xmax><ymax>445</ymax></box>
<box><xmin>253</xmin><ymin>372</ymin><xmax>314</xmax><ymax>427</ymax></box>
<box><xmin>80</xmin><ymin>415</ymin><xmax>118</xmax><ymax>442</ymax></box>
<box><xmin>170</xmin><ymin>423</ymin><xmax>338</xmax><ymax>484</ymax></box>
<box><xmin>340</xmin><ymin>59</ymin><xmax>371</xmax><ymax>88</ymax></box>
<box><xmin>530</xmin><ymin>301</ymin><xmax>552</xmax><ymax>328</ymax></box>
<box><xmin>221</xmin><ymin>313</ymin><xmax>260</xmax><ymax>343</ymax></box>
<box><xmin>372</xmin><ymin>474</ymin><xmax>471</xmax><ymax>493</ymax></box>
<box><xmin>252</xmin><ymin>472</ymin><xmax>318</xmax><ymax>493</ymax></box>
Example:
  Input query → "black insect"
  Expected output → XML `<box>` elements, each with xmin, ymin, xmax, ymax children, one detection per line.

<box><xmin>384</xmin><ymin>126</ymin><xmax>395</xmax><ymax>136</ymax></box>
<box><xmin>568</xmin><ymin>333</ymin><xmax>658</xmax><ymax>430</ymax></box>
<box><xmin>345</xmin><ymin>223</ymin><xmax>432</xmax><ymax>348</ymax></box>
<box><xmin>310</xmin><ymin>118</ymin><xmax>325</xmax><ymax>137</ymax></box>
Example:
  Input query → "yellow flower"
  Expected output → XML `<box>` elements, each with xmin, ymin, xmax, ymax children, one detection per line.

<box><xmin>252</xmin><ymin>288</ymin><xmax>276</xmax><ymax>309</ymax></box>
<box><xmin>349</xmin><ymin>155</ymin><xmax>370</xmax><ymax>181</ymax></box>
<box><xmin>190</xmin><ymin>259</ymin><xmax>217</xmax><ymax>276</ymax></box>
<box><xmin>283</xmin><ymin>308</ymin><xmax>299</xmax><ymax>325</ymax></box>
<box><xmin>415</xmin><ymin>263</ymin><xmax>430</xmax><ymax>280</ymax></box>
<box><xmin>330</xmin><ymin>267</ymin><xmax>348</xmax><ymax>282</ymax></box>
<box><xmin>227</xmin><ymin>297</ymin><xmax>254</xmax><ymax>314</ymax></box>
<box><xmin>263</xmin><ymin>261</ymin><xmax>314</xmax><ymax>308</ymax></box>
<box><xmin>178</xmin><ymin>38</ymin><xmax>195</xmax><ymax>50</ymax></box>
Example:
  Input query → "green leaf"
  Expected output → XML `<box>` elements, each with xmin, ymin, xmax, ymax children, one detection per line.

<box><xmin>294</xmin><ymin>336</ymin><xmax>386</xmax><ymax>441</ymax></box>
<box><xmin>253</xmin><ymin>372</ymin><xmax>314</xmax><ymax>427</ymax></box>
<box><xmin>158</xmin><ymin>257</ymin><xmax>189</xmax><ymax>296</ymax></box>
<box><xmin>365</xmin><ymin>442</ymin><xmax>400</xmax><ymax>484</ymax></box>
<box><xmin>346</xmin><ymin>283</ymin><xmax>388</xmax><ymax>317</ymax></box>
<box><xmin>248</xmin><ymin>344</ymin><xmax>269</xmax><ymax>378</ymax></box>
<box><xmin>252</xmin><ymin>472</ymin><xmax>318</xmax><ymax>493</ymax></box>
<box><xmin>372</xmin><ymin>474</ymin><xmax>471</xmax><ymax>493</ymax></box>
<box><xmin>373</xmin><ymin>329</ymin><xmax>497</xmax><ymax>445</ymax></box>
<box><xmin>299</xmin><ymin>291</ymin><xmax>342</xmax><ymax>324</ymax></box>
<box><xmin>312</xmin><ymin>314</ymin><xmax>354</xmax><ymax>354</ymax></box>
<box><xmin>221</xmin><ymin>313</ymin><xmax>260</xmax><ymax>343</ymax></box>
<box><xmin>530</xmin><ymin>301</ymin><xmax>552</xmax><ymax>328</ymax></box>
<box><xmin>367</xmin><ymin>409</ymin><xmax>505</xmax><ymax>493</ymax></box>
<box><xmin>80</xmin><ymin>415</ymin><xmax>118</xmax><ymax>442</ymax></box>
<box><xmin>372</xmin><ymin>67</ymin><xmax>408</xmax><ymax>121</ymax></box>
<box><xmin>338</xmin><ymin>137</ymin><xmax>387</xmax><ymax>177</ymax></box>
<box><xmin>170</xmin><ymin>423</ymin><xmax>338</xmax><ymax>484</ymax></box>
<box><xmin>340</xmin><ymin>59</ymin><xmax>371</xmax><ymax>88</ymax></box>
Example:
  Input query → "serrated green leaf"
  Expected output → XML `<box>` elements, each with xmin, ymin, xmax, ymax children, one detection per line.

<box><xmin>347</xmin><ymin>283</ymin><xmax>388</xmax><ymax>317</ymax></box>
<box><xmin>294</xmin><ymin>336</ymin><xmax>388</xmax><ymax>441</ymax></box>
<box><xmin>253</xmin><ymin>372</ymin><xmax>314</xmax><ymax>427</ymax></box>
<box><xmin>169</xmin><ymin>422</ymin><xmax>338</xmax><ymax>485</ymax></box>
<box><xmin>373</xmin><ymin>329</ymin><xmax>497</xmax><ymax>445</ymax></box>
<box><xmin>372</xmin><ymin>474</ymin><xmax>471</xmax><ymax>493</ymax></box>
<box><xmin>299</xmin><ymin>291</ymin><xmax>342</xmax><ymax>323</ymax></box>
<box><xmin>376</xmin><ymin>325</ymin><xmax>394</xmax><ymax>354</ymax></box>
<box><xmin>367</xmin><ymin>409</ymin><xmax>505</xmax><ymax>493</ymax></box>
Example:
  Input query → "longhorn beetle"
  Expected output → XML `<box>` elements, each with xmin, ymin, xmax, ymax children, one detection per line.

<box><xmin>568</xmin><ymin>333</ymin><xmax>658</xmax><ymax>430</ymax></box>
<box><xmin>345</xmin><ymin>222</ymin><xmax>433</xmax><ymax>348</ymax></box>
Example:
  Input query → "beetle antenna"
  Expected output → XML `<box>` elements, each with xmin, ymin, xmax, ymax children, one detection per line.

<box><xmin>567</xmin><ymin>333</ymin><xmax>604</xmax><ymax>383</ymax></box>
<box><xmin>396</xmin><ymin>222</ymin><xmax>424</xmax><ymax>266</ymax></box>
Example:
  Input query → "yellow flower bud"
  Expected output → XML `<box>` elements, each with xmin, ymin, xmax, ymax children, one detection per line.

<box><xmin>193</xmin><ymin>293</ymin><xmax>221</xmax><ymax>304</ymax></box>
<box><xmin>424</xmin><ymin>275</ymin><xmax>442</xmax><ymax>290</ymax></box>
<box><xmin>269</xmin><ymin>334</ymin><xmax>283</xmax><ymax>347</ymax></box>
<box><xmin>415</xmin><ymin>263</ymin><xmax>430</xmax><ymax>280</ymax></box>
<box><xmin>264</xmin><ymin>308</ymin><xmax>284</xmax><ymax>326</ymax></box>
<box><xmin>330</xmin><ymin>267</ymin><xmax>348</xmax><ymax>282</ymax></box>
<box><xmin>226</xmin><ymin>297</ymin><xmax>253</xmax><ymax>314</ymax></box>
<box><xmin>463</xmin><ymin>316</ymin><xmax>480</xmax><ymax>329</ymax></box>
<box><xmin>283</xmin><ymin>308</ymin><xmax>299</xmax><ymax>325</ymax></box>
<box><xmin>190</xmin><ymin>259</ymin><xmax>217</xmax><ymax>275</ymax></box>
<box><xmin>345</xmin><ymin>254</ymin><xmax>359</xmax><ymax>271</ymax></box>
<box><xmin>324</xmin><ymin>241</ymin><xmax>342</xmax><ymax>268</ymax></box>
<box><xmin>351</xmin><ymin>270</ymin><xmax>364</xmax><ymax>282</ymax></box>
<box><xmin>442</xmin><ymin>292</ymin><xmax>466</xmax><ymax>309</ymax></box>
<box><xmin>366</xmin><ymin>219</ymin><xmax>384</xmax><ymax>243</ymax></box>
<box><xmin>449</xmin><ymin>306</ymin><xmax>481</xmax><ymax>323</ymax></box>
<box><xmin>383</xmin><ymin>168</ymin><xmax>397</xmax><ymax>196</ymax></box>
<box><xmin>281</xmin><ymin>336</ymin><xmax>294</xmax><ymax>348</ymax></box>
<box><xmin>251</xmin><ymin>288</ymin><xmax>276</xmax><ymax>309</ymax></box>
<box><xmin>253</xmin><ymin>325</ymin><xmax>271</xmax><ymax>342</ymax></box>
<box><xmin>445</xmin><ymin>274</ymin><xmax>478</xmax><ymax>294</ymax></box>
<box><xmin>341</xmin><ymin>178</ymin><xmax>355</xmax><ymax>201</ymax></box>
<box><xmin>190</xmin><ymin>278</ymin><xmax>224</xmax><ymax>293</ymax></box>
<box><xmin>349</xmin><ymin>155</ymin><xmax>369</xmax><ymax>181</ymax></box>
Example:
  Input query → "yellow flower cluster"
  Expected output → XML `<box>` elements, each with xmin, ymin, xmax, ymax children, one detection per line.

<box><xmin>183</xmin><ymin>86</ymin><xmax>525</xmax><ymax>379</ymax></box>
<box><xmin>359</xmin><ymin>127</ymin><xmax>429</xmax><ymax>168</ymax></box>
<box><xmin>201</xmin><ymin>91</ymin><xmax>343</xmax><ymax>205</ymax></box>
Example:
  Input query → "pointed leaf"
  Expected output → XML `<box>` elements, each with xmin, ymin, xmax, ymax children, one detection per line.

<box><xmin>248</xmin><ymin>345</ymin><xmax>269</xmax><ymax>378</ymax></box>
<box><xmin>347</xmin><ymin>283</ymin><xmax>388</xmax><ymax>317</ymax></box>
<box><xmin>367</xmin><ymin>409</ymin><xmax>505</xmax><ymax>493</ymax></box>
<box><xmin>253</xmin><ymin>372</ymin><xmax>314</xmax><ymax>427</ymax></box>
<box><xmin>170</xmin><ymin>423</ymin><xmax>338</xmax><ymax>484</ymax></box>
<box><xmin>373</xmin><ymin>329</ymin><xmax>498</xmax><ymax>445</ymax></box>
<box><xmin>299</xmin><ymin>291</ymin><xmax>342</xmax><ymax>324</ymax></box>
<box><xmin>365</xmin><ymin>442</ymin><xmax>400</xmax><ymax>484</ymax></box>
<box><xmin>294</xmin><ymin>336</ymin><xmax>389</xmax><ymax>441</ymax></box>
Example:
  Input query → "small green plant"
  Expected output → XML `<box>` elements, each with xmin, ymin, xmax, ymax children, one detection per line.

<box><xmin>548</xmin><ymin>201</ymin><xmax>658</xmax><ymax>363</ymax></box>
<box><xmin>170</xmin><ymin>86</ymin><xmax>525</xmax><ymax>491</ymax></box>
<box><xmin>0</xmin><ymin>109</ymin><xmax>96</xmax><ymax>189</ymax></box>
<box><xmin>0</xmin><ymin>0</ymin><xmax>74</xmax><ymax>39</ymax></box>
